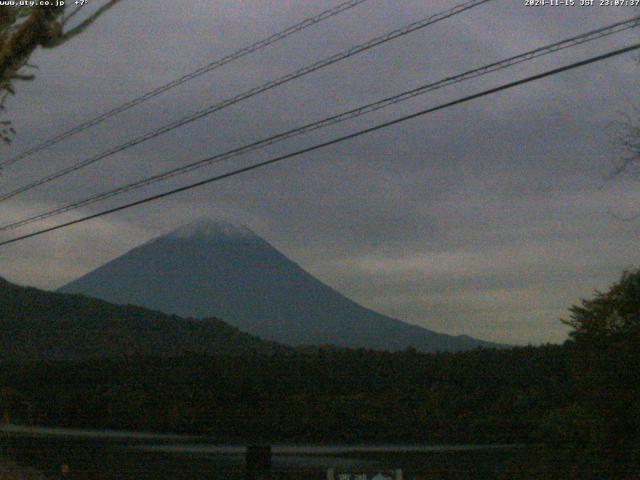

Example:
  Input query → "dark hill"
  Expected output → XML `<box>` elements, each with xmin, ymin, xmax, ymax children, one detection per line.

<box><xmin>0</xmin><ymin>276</ymin><xmax>282</xmax><ymax>361</ymax></box>
<box><xmin>59</xmin><ymin>219</ymin><xmax>502</xmax><ymax>352</ymax></box>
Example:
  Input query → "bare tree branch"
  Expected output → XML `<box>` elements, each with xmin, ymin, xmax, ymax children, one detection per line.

<box><xmin>45</xmin><ymin>0</ymin><xmax>121</xmax><ymax>47</ymax></box>
<box><xmin>606</xmin><ymin>206</ymin><xmax>640</xmax><ymax>222</ymax></box>
<box><xmin>0</xmin><ymin>1</ymin><xmax>122</xmax><ymax>145</ymax></box>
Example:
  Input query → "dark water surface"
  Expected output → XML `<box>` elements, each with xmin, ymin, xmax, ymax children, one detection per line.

<box><xmin>1</xmin><ymin>425</ymin><xmax>525</xmax><ymax>479</ymax></box>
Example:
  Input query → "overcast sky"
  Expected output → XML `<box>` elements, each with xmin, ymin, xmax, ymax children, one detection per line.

<box><xmin>1</xmin><ymin>0</ymin><xmax>639</xmax><ymax>345</ymax></box>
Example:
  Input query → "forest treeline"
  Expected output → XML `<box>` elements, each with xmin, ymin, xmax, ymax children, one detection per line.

<box><xmin>0</xmin><ymin>344</ymin><xmax>569</xmax><ymax>443</ymax></box>
<box><xmin>1</xmin><ymin>269</ymin><xmax>639</xmax><ymax>478</ymax></box>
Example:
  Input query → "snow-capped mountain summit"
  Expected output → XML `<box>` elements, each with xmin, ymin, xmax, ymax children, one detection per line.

<box><xmin>59</xmin><ymin>218</ymin><xmax>501</xmax><ymax>352</ymax></box>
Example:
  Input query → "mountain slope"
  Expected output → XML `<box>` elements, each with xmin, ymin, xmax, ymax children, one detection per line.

<box><xmin>0</xmin><ymin>276</ymin><xmax>282</xmax><ymax>361</ymax></box>
<box><xmin>60</xmin><ymin>219</ymin><xmax>501</xmax><ymax>352</ymax></box>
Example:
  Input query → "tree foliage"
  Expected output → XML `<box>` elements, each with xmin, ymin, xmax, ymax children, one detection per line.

<box><xmin>0</xmin><ymin>345</ymin><xmax>571</xmax><ymax>444</ymax></box>
<box><xmin>563</xmin><ymin>269</ymin><xmax>640</xmax><ymax>343</ymax></box>
<box><xmin>554</xmin><ymin>269</ymin><xmax>640</xmax><ymax>477</ymax></box>
<box><xmin>2</xmin><ymin>271</ymin><xmax>640</xmax><ymax>477</ymax></box>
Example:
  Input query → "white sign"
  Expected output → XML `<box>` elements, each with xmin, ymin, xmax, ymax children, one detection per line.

<box><xmin>326</xmin><ymin>468</ymin><xmax>403</xmax><ymax>480</ymax></box>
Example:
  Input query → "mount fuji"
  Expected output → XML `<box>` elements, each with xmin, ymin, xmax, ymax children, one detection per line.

<box><xmin>59</xmin><ymin>219</ymin><xmax>499</xmax><ymax>352</ymax></box>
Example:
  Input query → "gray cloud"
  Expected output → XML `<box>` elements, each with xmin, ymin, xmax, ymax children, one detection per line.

<box><xmin>1</xmin><ymin>0</ymin><xmax>639</xmax><ymax>344</ymax></box>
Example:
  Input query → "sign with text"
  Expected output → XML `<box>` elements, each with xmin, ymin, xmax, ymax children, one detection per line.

<box><xmin>326</xmin><ymin>468</ymin><xmax>403</xmax><ymax>480</ymax></box>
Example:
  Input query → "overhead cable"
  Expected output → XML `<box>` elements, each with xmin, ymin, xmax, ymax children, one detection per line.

<box><xmin>1</xmin><ymin>42</ymin><xmax>638</xmax><ymax>247</ymax></box>
<box><xmin>0</xmin><ymin>0</ymin><xmax>493</xmax><ymax>202</ymax></box>
<box><xmin>0</xmin><ymin>0</ymin><xmax>373</xmax><ymax>168</ymax></box>
<box><xmin>2</xmin><ymin>16</ymin><xmax>638</xmax><ymax>232</ymax></box>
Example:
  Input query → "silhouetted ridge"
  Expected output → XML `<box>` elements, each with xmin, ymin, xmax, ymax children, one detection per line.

<box><xmin>0</xmin><ymin>276</ymin><xmax>283</xmax><ymax>361</ymax></box>
<box><xmin>60</xmin><ymin>218</ymin><xmax>503</xmax><ymax>352</ymax></box>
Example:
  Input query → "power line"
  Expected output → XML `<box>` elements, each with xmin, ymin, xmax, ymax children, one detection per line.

<box><xmin>1</xmin><ymin>42</ymin><xmax>638</xmax><ymax>248</ymax></box>
<box><xmin>2</xmin><ymin>16</ymin><xmax>638</xmax><ymax>233</ymax></box>
<box><xmin>0</xmin><ymin>0</ymin><xmax>493</xmax><ymax>203</ymax></box>
<box><xmin>0</xmin><ymin>0</ymin><xmax>373</xmax><ymax>169</ymax></box>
